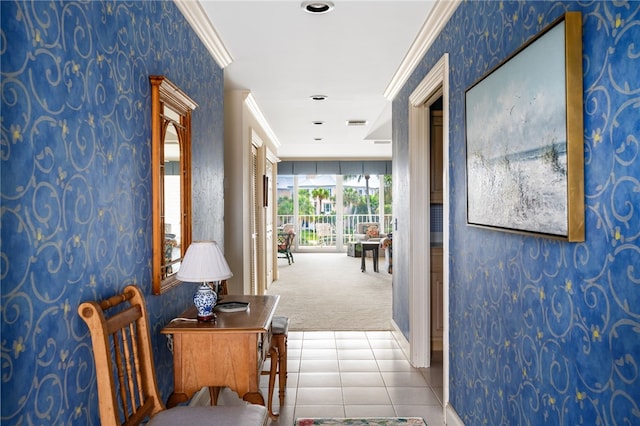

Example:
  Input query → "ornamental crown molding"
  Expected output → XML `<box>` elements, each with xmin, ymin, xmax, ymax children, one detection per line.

<box><xmin>174</xmin><ymin>0</ymin><xmax>233</xmax><ymax>68</ymax></box>
<box><xmin>245</xmin><ymin>92</ymin><xmax>281</xmax><ymax>149</ymax></box>
<box><xmin>384</xmin><ymin>0</ymin><xmax>461</xmax><ymax>100</ymax></box>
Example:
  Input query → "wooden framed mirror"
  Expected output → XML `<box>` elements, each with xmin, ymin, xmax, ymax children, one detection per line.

<box><xmin>150</xmin><ymin>76</ymin><xmax>198</xmax><ymax>294</ymax></box>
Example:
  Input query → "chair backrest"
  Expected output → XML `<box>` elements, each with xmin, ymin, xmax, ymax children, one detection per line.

<box><xmin>277</xmin><ymin>232</ymin><xmax>294</xmax><ymax>251</ymax></box>
<box><xmin>78</xmin><ymin>285</ymin><xmax>165</xmax><ymax>426</ymax></box>
<box><xmin>282</xmin><ymin>223</ymin><xmax>294</xmax><ymax>234</ymax></box>
<box><xmin>356</xmin><ymin>222</ymin><xmax>380</xmax><ymax>235</ymax></box>
<box><xmin>315</xmin><ymin>223</ymin><xmax>333</xmax><ymax>237</ymax></box>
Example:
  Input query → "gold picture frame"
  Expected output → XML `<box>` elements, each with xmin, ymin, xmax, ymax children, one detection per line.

<box><xmin>464</xmin><ymin>12</ymin><xmax>584</xmax><ymax>242</ymax></box>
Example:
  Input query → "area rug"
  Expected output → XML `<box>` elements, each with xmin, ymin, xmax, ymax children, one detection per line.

<box><xmin>295</xmin><ymin>418</ymin><xmax>427</xmax><ymax>426</ymax></box>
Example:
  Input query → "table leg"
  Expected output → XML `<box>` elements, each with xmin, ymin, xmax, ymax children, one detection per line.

<box><xmin>360</xmin><ymin>245</ymin><xmax>366</xmax><ymax>272</ymax></box>
<box><xmin>373</xmin><ymin>248</ymin><xmax>379</xmax><ymax>272</ymax></box>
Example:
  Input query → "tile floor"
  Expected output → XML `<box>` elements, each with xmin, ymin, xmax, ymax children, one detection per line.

<box><xmin>217</xmin><ymin>330</ymin><xmax>445</xmax><ymax>425</ymax></box>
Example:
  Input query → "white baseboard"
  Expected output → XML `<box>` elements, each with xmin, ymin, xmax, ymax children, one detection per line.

<box><xmin>445</xmin><ymin>402</ymin><xmax>464</xmax><ymax>426</ymax></box>
<box><xmin>391</xmin><ymin>320</ymin><xmax>411</xmax><ymax>362</ymax></box>
<box><xmin>392</xmin><ymin>320</ymin><xmax>462</xmax><ymax>426</ymax></box>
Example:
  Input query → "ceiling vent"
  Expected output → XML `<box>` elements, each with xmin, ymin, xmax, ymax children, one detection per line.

<box><xmin>346</xmin><ymin>120</ymin><xmax>368</xmax><ymax>127</ymax></box>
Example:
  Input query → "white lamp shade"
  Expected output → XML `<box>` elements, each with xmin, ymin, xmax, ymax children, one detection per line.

<box><xmin>176</xmin><ymin>241</ymin><xmax>233</xmax><ymax>282</ymax></box>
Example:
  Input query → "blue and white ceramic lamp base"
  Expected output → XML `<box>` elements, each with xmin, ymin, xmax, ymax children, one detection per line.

<box><xmin>193</xmin><ymin>283</ymin><xmax>217</xmax><ymax>321</ymax></box>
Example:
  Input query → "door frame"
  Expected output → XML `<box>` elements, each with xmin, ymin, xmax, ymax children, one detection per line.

<box><xmin>408</xmin><ymin>53</ymin><xmax>450</xmax><ymax>405</ymax></box>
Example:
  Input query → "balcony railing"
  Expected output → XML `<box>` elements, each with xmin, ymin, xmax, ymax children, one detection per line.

<box><xmin>277</xmin><ymin>214</ymin><xmax>392</xmax><ymax>250</ymax></box>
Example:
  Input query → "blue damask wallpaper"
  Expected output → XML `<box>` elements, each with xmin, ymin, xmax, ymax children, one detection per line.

<box><xmin>393</xmin><ymin>1</ymin><xmax>639</xmax><ymax>424</ymax></box>
<box><xmin>1</xmin><ymin>1</ymin><xmax>224</xmax><ymax>424</ymax></box>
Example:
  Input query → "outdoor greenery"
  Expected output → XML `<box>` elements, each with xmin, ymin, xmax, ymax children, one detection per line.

<box><xmin>277</xmin><ymin>189</ymin><xmax>315</xmax><ymax>216</ymax></box>
<box><xmin>277</xmin><ymin>175</ymin><xmax>392</xmax><ymax>216</ymax></box>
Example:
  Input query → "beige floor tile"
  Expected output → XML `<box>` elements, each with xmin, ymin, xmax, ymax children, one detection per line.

<box><xmin>368</xmin><ymin>339</ymin><xmax>400</xmax><ymax>349</ymax></box>
<box><xmin>252</xmin><ymin>327</ymin><xmax>445</xmax><ymax>426</ymax></box>
<box><xmin>298</xmin><ymin>372</ymin><xmax>341</xmax><ymax>387</ymax></box>
<box><xmin>296</xmin><ymin>387</ymin><xmax>343</xmax><ymax>405</ymax></box>
<box><xmin>342</xmin><ymin>387</ymin><xmax>391</xmax><ymax>405</ymax></box>
<box><xmin>336</xmin><ymin>348</ymin><xmax>375</xmax><ymax>360</ymax></box>
<box><xmin>376</xmin><ymin>359</ymin><xmax>415</xmax><ymax>372</ymax></box>
<box><xmin>302</xmin><ymin>331</ymin><xmax>335</xmax><ymax>340</ymax></box>
<box><xmin>366</xmin><ymin>331</ymin><xmax>394</xmax><ymax>339</ymax></box>
<box><xmin>420</xmin><ymin>366</ymin><xmax>444</xmax><ymax>387</ymax></box>
<box><xmin>287</xmin><ymin>358</ymin><xmax>301</xmax><ymax>373</ymax></box>
<box><xmin>303</xmin><ymin>339</ymin><xmax>337</xmax><ymax>349</ymax></box>
<box><xmin>287</xmin><ymin>348</ymin><xmax>302</xmax><ymax>359</ymax></box>
<box><xmin>299</xmin><ymin>359</ymin><xmax>340</xmax><ymax>373</ymax></box>
<box><xmin>381</xmin><ymin>371</ymin><xmax>430</xmax><ymax>387</ymax></box>
<box><xmin>294</xmin><ymin>405</ymin><xmax>345</xmax><ymax>419</ymax></box>
<box><xmin>301</xmin><ymin>348</ymin><xmax>338</xmax><ymax>360</ymax></box>
<box><xmin>340</xmin><ymin>372</ymin><xmax>385</xmax><ymax>387</ymax></box>
<box><xmin>334</xmin><ymin>331</ymin><xmax>368</xmax><ymax>340</ymax></box>
<box><xmin>431</xmin><ymin>386</ymin><xmax>444</xmax><ymax>405</ymax></box>
<box><xmin>335</xmin><ymin>339</ymin><xmax>371</xmax><ymax>349</ymax></box>
<box><xmin>372</xmin><ymin>348</ymin><xmax>407</xmax><ymax>360</ymax></box>
<box><xmin>287</xmin><ymin>339</ymin><xmax>304</xmax><ymax>349</ymax></box>
<box><xmin>285</xmin><ymin>372</ymin><xmax>299</xmax><ymax>388</ymax></box>
<box><xmin>386</xmin><ymin>386</ymin><xmax>441</xmax><ymax>406</ymax></box>
<box><xmin>344</xmin><ymin>404</ymin><xmax>397</xmax><ymax>417</ymax></box>
<box><xmin>338</xmin><ymin>359</ymin><xmax>379</xmax><ymax>372</ymax></box>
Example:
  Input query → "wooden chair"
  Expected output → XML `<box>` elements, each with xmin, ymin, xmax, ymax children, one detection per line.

<box><xmin>77</xmin><ymin>285</ymin><xmax>267</xmax><ymax>426</ymax></box>
<box><xmin>261</xmin><ymin>316</ymin><xmax>290</xmax><ymax>419</ymax></box>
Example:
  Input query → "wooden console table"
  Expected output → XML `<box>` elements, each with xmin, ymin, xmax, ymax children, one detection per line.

<box><xmin>161</xmin><ymin>294</ymin><xmax>279</xmax><ymax>407</ymax></box>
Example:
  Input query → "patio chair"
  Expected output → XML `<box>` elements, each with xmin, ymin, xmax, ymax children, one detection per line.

<box><xmin>315</xmin><ymin>223</ymin><xmax>334</xmax><ymax>246</ymax></box>
<box><xmin>353</xmin><ymin>222</ymin><xmax>386</xmax><ymax>242</ymax></box>
<box><xmin>77</xmin><ymin>285</ymin><xmax>267</xmax><ymax>426</ymax></box>
<box><xmin>277</xmin><ymin>231</ymin><xmax>295</xmax><ymax>264</ymax></box>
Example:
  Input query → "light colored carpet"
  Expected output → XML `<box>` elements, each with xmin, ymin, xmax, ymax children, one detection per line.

<box><xmin>266</xmin><ymin>252</ymin><xmax>392</xmax><ymax>331</ymax></box>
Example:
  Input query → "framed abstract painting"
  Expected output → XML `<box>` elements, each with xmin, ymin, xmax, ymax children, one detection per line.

<box><xmin>465</xmin><ymin>12</ymin><xmax>584</xmax><ymax>241</ymax></box>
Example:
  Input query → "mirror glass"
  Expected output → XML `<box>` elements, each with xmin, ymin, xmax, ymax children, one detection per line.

<box><xmin>163</xmin><ymin>111</ymin><xmax>182</xmax><ymax>279</ymax></box>
<box><xmin>150</xmin><ymin>76</ymin><xmax>197</xmax><ymax>294</ymax></box>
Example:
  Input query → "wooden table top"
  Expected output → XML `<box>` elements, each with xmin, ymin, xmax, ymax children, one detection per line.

<box><xmin>161</xmin><ymin>294</ymin><xmax>279</xmax><ymax>334</ymax></box>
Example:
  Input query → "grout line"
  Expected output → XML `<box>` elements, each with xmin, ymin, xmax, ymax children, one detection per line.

<box><xmin>282</xmin><ymin>331</ymin><xmax>443</xmax><ymax>424</ymax></box>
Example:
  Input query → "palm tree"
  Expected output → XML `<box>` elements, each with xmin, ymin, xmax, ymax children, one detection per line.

<box><xmin>343</xmin><ymin>187</ymin><xmax>360</xmax><ymax>214</ymax></box>
<box><xmin>311</xmin><ymin>187</ymin><xmax>330</xmax><ymax>214</ymax></box>
<box><xmin>345</xmin><ymin>174</ymin><xmax>372</xmax><ymax>220</ymax></box>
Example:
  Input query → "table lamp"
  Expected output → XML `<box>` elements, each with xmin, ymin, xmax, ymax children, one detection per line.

<box><xmin>176</xmin><ymin>241</ymin><xmax>233</xmax><ymax>321</ymax></box>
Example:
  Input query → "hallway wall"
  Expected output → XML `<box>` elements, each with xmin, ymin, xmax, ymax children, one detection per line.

<box><xmin>393</xmin><ymin>1</ymin><xmax>639</xmax><ymax>424</ymax></box>
<box><xmin>1</xmin><ymin>1</ymin><xmax>224</xmax><ymax>423</ymax></box>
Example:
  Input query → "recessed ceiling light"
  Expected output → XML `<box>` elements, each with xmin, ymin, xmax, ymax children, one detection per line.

<box><xmin>310</xmin><ymin>95</ymin><xmax>327</xmax><ymax>101</ymax></box>
<box><xmin>312</xmin><ymin>121</ymin><xmax>324</xmax><ymax>125</ymax></box>
<box><xmin>314</xmin><ymin>137</ymin><xmax>323</xmax><ymax>141</ymax></box>
<box><xmin>301</xmin><ymin>1</ymin><xmax>334</xmax><ymax>14</ymax></box>
<box><xmin>346</xmin><ymin>120</ymin><xmax>368</xmax><ymax>126</ymax></box>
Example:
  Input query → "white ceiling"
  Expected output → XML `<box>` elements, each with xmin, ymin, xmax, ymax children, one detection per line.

<box><xmin>197</xmin><ymin>1</ymin><xmax>436</xmax><ymax>160</ymax></box>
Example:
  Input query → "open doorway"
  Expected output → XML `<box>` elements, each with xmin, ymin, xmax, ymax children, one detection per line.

<box><xmin>408</xmin><ymin>53</ymin><xmax>450</xmax><ymax>412</ymax></box>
